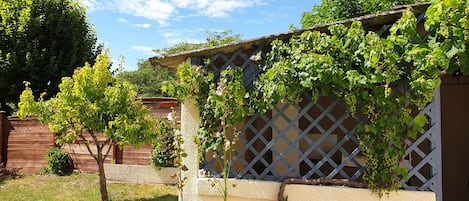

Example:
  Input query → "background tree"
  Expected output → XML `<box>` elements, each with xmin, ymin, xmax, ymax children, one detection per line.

<box><xmin>154</xmin><ymin>30</ymin><xmax>241</xmax><ymax>56</ymax></box>
<box><xmin>300</xmin><ymin>0</ymin><xmax>426</xmax><ymax>27</ymax></box>
<box><xmin>117</xmin><ymin>60</ymin><xmax>176</xmax><ymax>97</ymax></box>
<box><xmin>17</xmin><ymin>52</ymin><xmax>157</xmax><ymax>201</ymax></box>
<box><xmin>0</xmin><ymin>0</ymin><xmax>101</xmax><ymax>114</ymax></box>
<box><xmin>118</xmin><ymin>30</ymin><xmax>241</xmax><ymax>97</ymax></box>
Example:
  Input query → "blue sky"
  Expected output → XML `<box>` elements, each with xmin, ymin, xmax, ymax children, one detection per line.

<box><xmin>80</xmin><ymin>0</ymin><xmax>320</xmax><ymax>71</ymax></box>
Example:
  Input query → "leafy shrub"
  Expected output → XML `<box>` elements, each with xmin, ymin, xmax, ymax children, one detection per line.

<box><xmin>45</xmin><ymin>148</ymin><xmax>73</xmax><ymax>176</ymax></box>
<box><xmin>150</xmin><ymin>115</ymin><xmax>177</xmax><ymax>168</ymax></box>
<box><xmin>151</xmin><ymin>142</ymin><xmax>174</xmax><ymax>168</ymax></box>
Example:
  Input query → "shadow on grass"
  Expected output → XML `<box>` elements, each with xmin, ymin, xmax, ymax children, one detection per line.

<box><xmin>125</xmin><ymin>194</ymin><xmax>177</xmax><ymax>201</ymax></box>
<box><xmin>0</xmin><ymin>164</ymin><xmax>22</xmax><ymax>185</ymax></box>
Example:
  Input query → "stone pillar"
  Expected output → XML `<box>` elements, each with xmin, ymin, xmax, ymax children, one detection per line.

<box><xmin>180</xmin><ymin>98</ymin><xmax>200</xmax><ymax>201</ymax></box>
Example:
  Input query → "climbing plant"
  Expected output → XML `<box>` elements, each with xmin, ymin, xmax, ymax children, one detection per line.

<box><xmin>257</xmin><ymin>9</ymin><xmax>439</xmax><ymax>195</ymax></box>
<box><xmin>163</xmin><ymin>0</ymin><xmax>469</xmax><ymax>197</ymax></box>
<box><xmin>164</xmin><ymin>65</ymin><xmax>250</xmax><ymax>201</ymax></box>
<box><xmin>425</xmin><ymin>0</ymin><xmax>469</xmax><ymax>75</ymax></box>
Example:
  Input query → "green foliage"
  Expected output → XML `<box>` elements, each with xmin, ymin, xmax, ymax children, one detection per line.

<box><xmin>150</xmin><ymin>115</ymin><xmax>178</xmax><ymax>168</ymax></box>
<box><xmin>17</xmin><ymin>51</ymin><xmax>157</xmax><ymax>201</ymax></box>
<box><xmin>155</xmin><ymin>30</ymin><xmax>241</xmax><ymax>56</ymax></box>
<box><xmin>149</xmin><ymin>110</ymin><xmax>187</xmax><ymax>200</ymax></box>
<box><xmin>425</xmin><ymin>0</ymin><xmax>469</xmax><ymax>74</ymax></box>
<box><xmin>117</xmin><ymin>60</ymin><xmax>176</xmax><ymax>97</ymax></box>
<box><xmin>260</xmin><ymin>8</ymin><xmax>443</xmax><ymax>195</ymax></box>
<box><xmin>17</xmin><ymin>51</ymin><xmax>156</xmax><ymax>147</ymax></box>
<box><xmin>165</xmin><ymin>0</ymin><xmax>469</xmax><ymax>197</ymax></box>
<box><xmin>196</xmin><ymin>67</ymin><xmax>250</xmax><ymax>154</ymax></box>
<box><xmin>164</xmin><ymin>65</ymin><xmax>249</xmax><ymax>201</ymax></box>
<box><xmin>45</xmin><ymin>148</ymin><xmax>73</xmax><ymax>176</ymax></box>
<box><xmin>0</xmin><ymin>0</ymin><xmax>101</xmax><ymax>114</ymax></box>
<box><xmin>199</xmin><ymin>67</ymin><xmax>249</xmax><ymax>201</ymax></box>
<box><xmin>300</xmin><ymin>0</ymin><xmax>425</xmax><ymax>27</ymax></box>
<box><xmin>163</xmin><ymin>63</ymin><xmax>213</xmax><ymax>106</ymax></box>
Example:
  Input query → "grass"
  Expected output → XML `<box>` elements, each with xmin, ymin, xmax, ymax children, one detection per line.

<box><xmin>0</xmin><ymin>173</ymin><xmax>178</xmax><ymax>201</ymax></box>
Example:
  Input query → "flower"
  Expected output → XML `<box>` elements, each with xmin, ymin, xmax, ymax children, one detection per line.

<box><xmin>167</xmin><ymin>112</ymin><xmax>173</xmax><ymax>121</ymax></box>
<box><xmin>224</xmin><ymin>140</ymin><xmax>231</xmax><ymax>151</ymax></box>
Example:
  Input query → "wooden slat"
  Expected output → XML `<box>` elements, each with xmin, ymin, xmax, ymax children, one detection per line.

<box><xmin>3</xmin><ymin>98</ymin><xmax>179</xmax><ymax>174</ymax></box>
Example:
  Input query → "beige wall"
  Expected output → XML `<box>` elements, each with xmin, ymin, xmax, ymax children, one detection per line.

<box><xmin>198</xmin><ymin>178</ymin><xmax>435</xmax><ymax>201</ymax></box>
<box><xmin>440</xmin><ymin>75</ymin><xmax>469</xmax><ymax>201</ymax></box>
<box><xmin>284</xmin><ymin>185</ymin><xmax>435</xmax><ymax>201</ymax></box>
<box><xmin>104</xmin><ymin>164</ymin><xmax>178</xmax><ymax>184</ymax></box>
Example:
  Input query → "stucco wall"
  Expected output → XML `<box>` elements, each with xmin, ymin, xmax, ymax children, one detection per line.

<box><xmin>197</xmin><ymin>178</ymin><xmax>435</xmax><ymax>201</ymax></box>
<box><xmin>440</xmin><ymin>75</ymin><xmax>469</xmax><ymax>201</ymax></box>
<box><xmin>104</xmin><ymin>164</ymin><xmax>178</xmax><ymax>184</ymax></box>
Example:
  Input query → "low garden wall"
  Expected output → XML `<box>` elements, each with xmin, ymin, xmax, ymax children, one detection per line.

<box><xmin>198</xmin><ymin>178</ymin><xmax>436</xmax><ymax>201</ymax></box>
<box><xmin>104</xmin><ymin>164</ymin><xmax>178</xmax><ymax>184</ymax></box>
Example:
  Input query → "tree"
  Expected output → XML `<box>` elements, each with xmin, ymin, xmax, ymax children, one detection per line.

<box><xmin>117</xmin><ymin>60</ymin><xmax>175</xmax><ymax>97</ymax></box>
<box><xmin>117</xmin><ymin>30</ymin><xmax>241</xmax><ymax>97</ymax></box>
<box><xmin>154</xmin><ymin>30</ymin><xmax>241</xmax><ymax>56</ymax></box>
<box><xmin>300</xmin><ymin>0</ymin><xmax>425</xmax><ymax>27</ymax></box>
<box><xmin>17</xmin><ymin>52</ymin><xmax>157</xmax><ymax>201</ymax></box>
<box><xmin>0</xmin><ymin>0</ymin><xmax>101</xmax><ymax>114</ymax></box>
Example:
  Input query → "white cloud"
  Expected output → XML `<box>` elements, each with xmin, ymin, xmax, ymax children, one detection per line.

<box><xmin>115</xmin><ymin>0</ymin><xmax>175</xmax><ymax>25</ymax></box>
<box><xmin>117</xmin><ymin>18</ymin><xmax>152</xmax><ymax>28</ymax></box>
<box><xmin>130</xmin><ymin>45</ymin><xmax>156</xmax><ymax>55</ymax></box>
<box><xmin>117</xmin><ymin>18</ymin><xmax>129</xmax><ymax>23</ymax></box>
<box><xmin>171</xmin><ymin>0</ymin><xmax>266</xmax><ymax>18</ymax></box>
<box><xmin>79</xmin><ymin>0</ymin><xmax>97</xmax><ymax>11</ymax></box>
<box><xmin>158</xmin><ymin>28</ymin><xmax>204</xmax><ymax>46</ymax></box>
<box><xmin>133</xmin><ymin>23</ymin><xmax>152</xmax><ymax>28</ymax></box>
<box><xmin>83</xmin><ymin>0</ymin><xmax>267</xmax><ymax>24</ymax></box>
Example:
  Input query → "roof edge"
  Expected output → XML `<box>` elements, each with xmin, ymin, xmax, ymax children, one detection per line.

<box><xmin>150</xmin><ymin>2</ymin><xmax>431</xmax><ymax>69</ymax></box>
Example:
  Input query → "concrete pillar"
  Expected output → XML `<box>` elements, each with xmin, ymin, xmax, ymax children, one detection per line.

<box><xmin>180</xmin><ymin>98</ymin><xmax>200</xmax><ymax>201</ymax></box>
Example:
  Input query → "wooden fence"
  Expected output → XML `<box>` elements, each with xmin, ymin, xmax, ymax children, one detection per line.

<box><xmin>0</xmin><ymin>98</ymin><xmax>179</xmax><ymax>174</ymax></box>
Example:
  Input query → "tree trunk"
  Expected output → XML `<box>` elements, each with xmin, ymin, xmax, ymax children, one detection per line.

<box><xmin>0</xmin><ymin>98</ymin><xmax>8</xmax><ymax>116</ymax></box>
<box><xmin>87</xmin><ymin>130</ymin><xmax>109</xmax><ymax>201</ymax></box>
<box><xmin>97</xmin><ymin>157</ymin><xmax>109</xmax><ymax>201</ymax></box>
<box><xmin>80</xmin><ymin>131</ymin><xmax>111</xmax><ymax>201</ymax></box>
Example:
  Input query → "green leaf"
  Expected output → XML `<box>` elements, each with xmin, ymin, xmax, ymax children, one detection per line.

<box><xmin>445</xmin><ymin>45</ymin><xmax>460</xmax><ymax>58</ymax></box>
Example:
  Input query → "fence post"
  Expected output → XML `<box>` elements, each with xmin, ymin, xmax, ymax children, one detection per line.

<box><xmin>0</xmin><ymin>111</ymin><xmax>6</xmax><ymax>164</ymax></box>
<box><xmin>112</xmin><ymin>144</ymin><xmax>123</xmax><ymax>164</ymax></box>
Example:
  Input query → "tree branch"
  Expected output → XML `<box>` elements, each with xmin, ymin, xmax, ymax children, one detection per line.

<box><xmin>102</xmin><ymin>140</ymin><xmax>113</xmax><ymax>162</ymax></box>
<box><xmin>78</xmin><ymin>133</ymin><xmax>98</xmax><ymax>161</ymax></box>
<box><xmin>100</xmin><ymin>138</ymin><xmax>111</xmax><ymax>151</ymax></box>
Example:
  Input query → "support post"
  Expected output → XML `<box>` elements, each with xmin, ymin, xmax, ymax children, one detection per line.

<box><xmin>180</xmin><ymin>98</ymin><xmax>200</xmax><ymax>201</ymax></box>
<box><xmin>433</xmin><ymin>88</ymin><xmax>443</xmax><ymax>201</ymax></box>
<box><xmin>0</xmin><ymin>111</ymin><xmax>6</xmax><ymax>164</ymax></box>
<box><xmin>112</xmin><ymin>144</ymin><xmax>123</xmax><ymax>164</ymax></box>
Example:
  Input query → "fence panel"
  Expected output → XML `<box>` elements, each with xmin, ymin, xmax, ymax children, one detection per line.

<box><xmin>6</xmin><ymin>117</ymin><xmax>55</xmax><ymax>173</ymax></box>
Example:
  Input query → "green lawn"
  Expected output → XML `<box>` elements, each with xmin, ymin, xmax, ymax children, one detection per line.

<box><xmin>0</xmin><ymin>173</ymin><xmax>178</xmax><ymax>201</ymax></box>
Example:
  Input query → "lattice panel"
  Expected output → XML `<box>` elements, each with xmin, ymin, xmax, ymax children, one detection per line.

<box><xmin>203</xmin><ymin>94</ymin><xmax>368</xmax><ymax>181</ymax></box>
<box><xmin>202</xmin><ymin>91</ymin><xmax>441</xmax><ymax>199</ymax></box>
<box><xmin>199</xmin><ymin>43</ymin><xmax>441</xmax><ymax>201</ymax></box>
<box><xmin>201</xmin><ymin>43</ymin><xmax>268</xmax><ymax>89</ymax></box>
<box><xmin>400</xmin><ymin>90</ymin><xmax>442</xmax><ymax>198</ymax></box>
